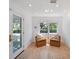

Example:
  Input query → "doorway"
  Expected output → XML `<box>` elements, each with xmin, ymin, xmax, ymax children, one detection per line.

<box><xmin>12</xmin><ymin>14</ymin><xmax>24</xmax><ymax>58</ymax></box>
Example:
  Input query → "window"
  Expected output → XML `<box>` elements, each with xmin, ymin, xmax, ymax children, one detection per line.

<box><xmin>40</xmin><ymin>22</ymin><xmax>58</xmax><ymax>33</ymax></box>
<box><xmin>40</xmin><ymin>23</ymin><xmax>48</xmax><ymax>33</ymax></box>
<box><xmin>49</xmin><ymin>23</ymin><xmax>57</xmax><ymax>33</ymax></box>
<box><xmin>13</xmin><ymin>23</ymin><xmax>21</xmax><ymax>33</ymax></box>
<box><xmin>13</xmin><ymin>15</ymin><xmax>22</xmax><ymax>52</ymax></box>
<box><xmin>13</xmin><ymin>15</ymin><xmax>21</xmax><ymax>33</ymax></box>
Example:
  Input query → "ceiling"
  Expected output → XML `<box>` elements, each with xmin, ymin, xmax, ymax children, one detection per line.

<box><xmin>13</xmin><ymin>0</ymin><xmax>70</xmax><ymax>15</ymax></box>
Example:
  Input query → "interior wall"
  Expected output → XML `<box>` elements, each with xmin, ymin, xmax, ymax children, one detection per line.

<box><xmin>62</xmin><ymin>15</ymin><xmax>70</xmax><ymax>47</ymax></box>
<box><xmin>24</xmin><ymin>14</ymin><xmax>32</xmax><ymax>48</ymax></box>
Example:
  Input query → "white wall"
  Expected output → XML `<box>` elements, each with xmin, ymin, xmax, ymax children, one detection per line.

<box><xmin>24</xmin><ymin>14</ymin><xmax>32</xmax><ymax>48</ymax></box>
<box><xmin>62</xmin><ymin>15</ymin><xmax>70</xmax><ymax>47</ymax></box>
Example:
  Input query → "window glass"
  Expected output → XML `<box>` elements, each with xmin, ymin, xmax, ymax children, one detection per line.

<box><xmin>13</xmin><ymin>15</ymin><xmax>22</xmax><ymax>53</ymax></box>
<box><xmin>49</xmin><ymin>23</ymin><xmax>57</xmax><ymax>33</ymax></box>
<box><xmin>40</xmin><ymin>23</ymin><xmax>48</xmax><ymax>33</ymax></box>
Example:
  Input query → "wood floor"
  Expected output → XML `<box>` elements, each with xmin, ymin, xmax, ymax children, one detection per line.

<box><xmin>16</xmin><ymin>42</ymin><xmax>70</xmax><ymax>59</ymax></box>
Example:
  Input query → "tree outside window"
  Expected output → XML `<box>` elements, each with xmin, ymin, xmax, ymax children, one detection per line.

<box><xmin>40</xmin><ymin>23</ymin><xmax>48</xmax><ymax>33</ymax></box>
<box><xmin>13</xmin><ymin>15</ymin><xmax>21</xmax><ymax>33</ymax></box>
<box><xmin>40</xmin><ymin>22</ymin><xmax>57</xmax><ymax>33</ymax></box>
<box><xmin>49</xmin><ymin>23</ymin><xmax>57</xmax><ymax>33</ymax></box>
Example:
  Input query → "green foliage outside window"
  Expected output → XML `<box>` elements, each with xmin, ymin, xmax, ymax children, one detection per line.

<box><xmin>13</xmin><ymin>15</ymin><xmax>21</xmax><ymax>33</ymax></box>
<box><xmin>13</xmin><ymin>23</ymin><xmax>21</xmax><ymax>33</ymax></box>
<box><xmin>49</xmin><ymin>23</ymin><xmax>57</xmax><ymax>33</ymax></box>
<box><xmin>40</xmin><ymin>23</ymin><xmax>48</xmax><ymax>33</ymax></box>
<box><xmin>40</xmin><ymin>22</ymin><xmax>57</xmax><ymax>33</ymax></box>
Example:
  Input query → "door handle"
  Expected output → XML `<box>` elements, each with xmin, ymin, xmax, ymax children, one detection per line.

<box><xmin>9</xmin><ymin>34</ymin><xmax>12</xmax><ymax>42</ymax></box>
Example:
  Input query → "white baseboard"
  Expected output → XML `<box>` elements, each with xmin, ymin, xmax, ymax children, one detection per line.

<box><xmin>24</xmin><ymin>39</ymin><xmax>32</xmax><ymax>50</ymax></box>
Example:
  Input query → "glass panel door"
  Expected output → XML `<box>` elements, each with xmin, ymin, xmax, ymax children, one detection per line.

<box><xmin>13</xmin><ymin>15</ymin><xmax>22</xmax><ymax>53</ymax></box>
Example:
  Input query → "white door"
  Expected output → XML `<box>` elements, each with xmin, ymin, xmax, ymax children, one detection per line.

<box><xmin>12</xmin><ymin>14</ymin><xmax>24</xmax><ymax>58</ymax></box>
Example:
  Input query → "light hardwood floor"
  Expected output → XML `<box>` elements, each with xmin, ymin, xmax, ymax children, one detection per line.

<box><xmin>16</xmin><ymin>42</ymin><xmax>70</xmax><ymax>59</ymax></box>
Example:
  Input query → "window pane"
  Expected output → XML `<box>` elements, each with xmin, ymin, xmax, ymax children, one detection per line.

<box><xmin>40</xmin><ymin>23</ymin><xmax>48</xmax><ymax>33</ymax></box>
<box><xmin>13</xmin><ymin>15</ymin><xmax>22</xmax><ymax>53</ymax></box>
<box><xmin>13</xmin><ymin>15</ymin><xmax>21</xmax><ymax>33</ymax></box>
<box><xmin>49</xmin><ymin>23</ymin><xmax>57</xmax><ymax>33</ymax></box>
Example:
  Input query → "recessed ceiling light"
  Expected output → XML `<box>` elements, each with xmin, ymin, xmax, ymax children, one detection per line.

<box><xmin>28</xmin><ymin>4</ymin><xmax>32</xmax><ymax>7</ymax></box>
<box><xmin>44</xmin><ymin>9</ymin><xmax>49</xmax><ymax>12</ymax></box>
<box><xmin>56</xmin><ymin>4</ymin><xmax>59</xmax><ymax>7</ymax></box>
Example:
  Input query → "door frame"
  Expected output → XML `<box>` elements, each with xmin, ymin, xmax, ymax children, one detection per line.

<box><xmin>11</xmin><ymin>11</ymin><xmax>24</xmax><ymax>58</ymax></box>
